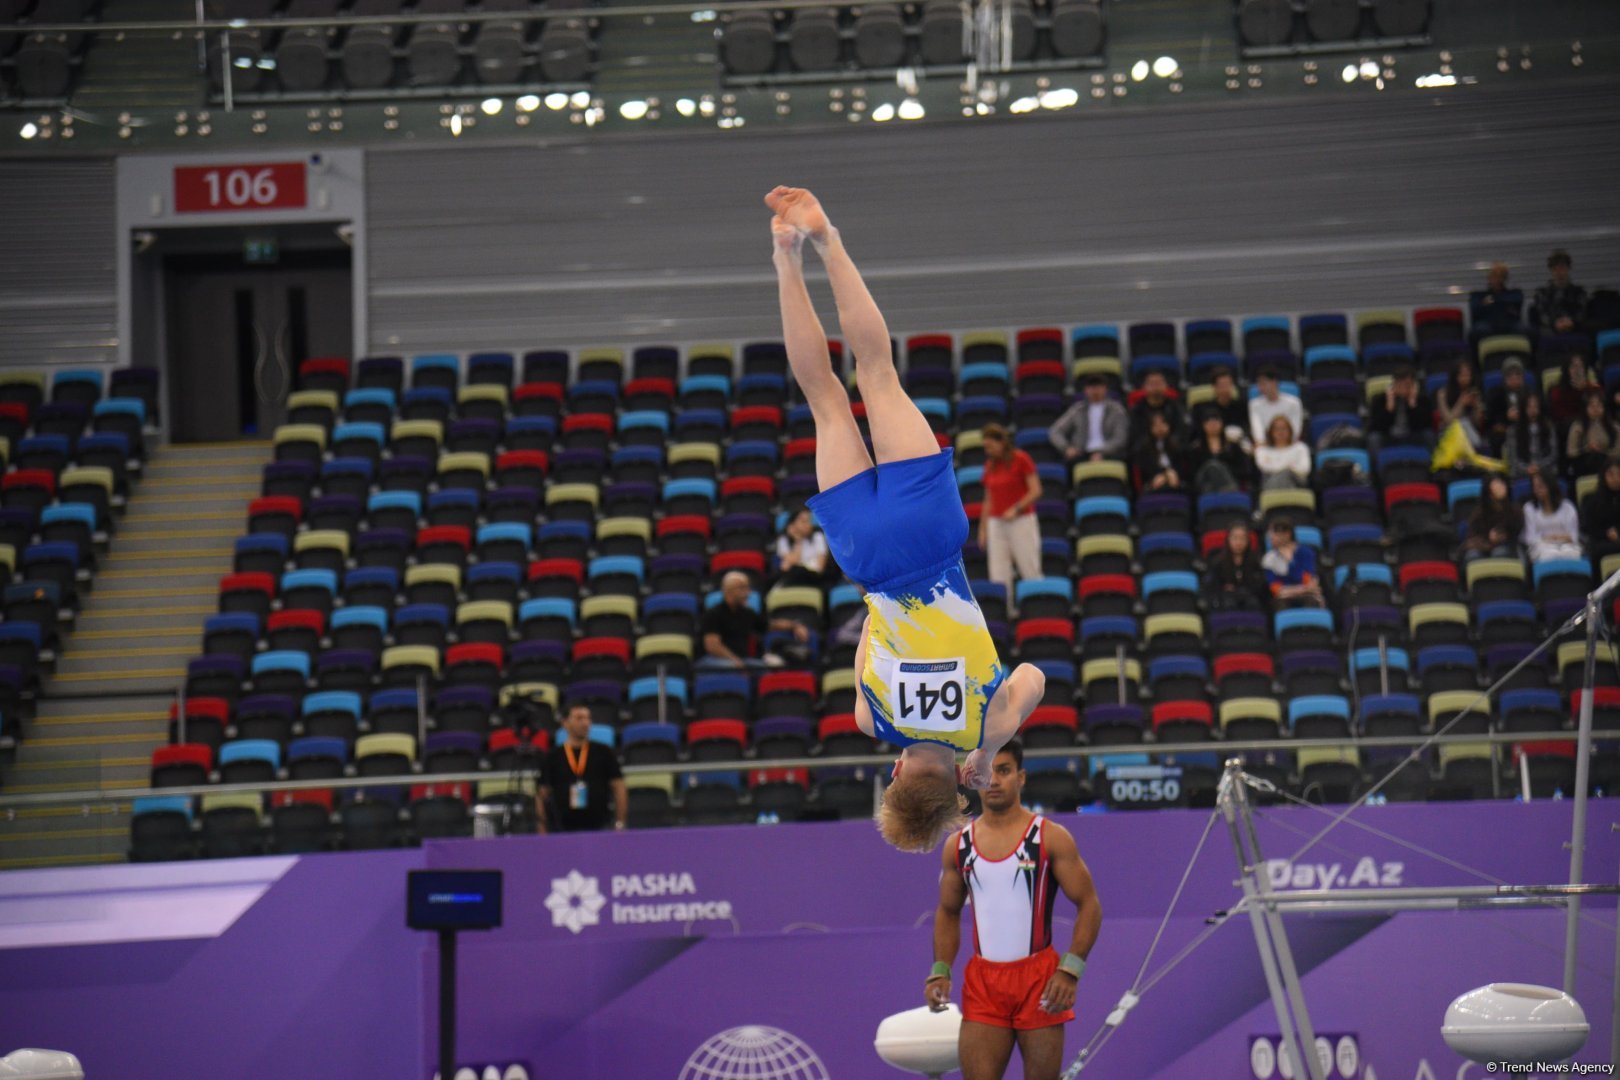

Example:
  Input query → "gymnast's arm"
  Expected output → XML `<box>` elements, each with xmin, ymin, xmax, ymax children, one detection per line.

<box><xmin>851</xmin><ymin>615</ymin><xmax>876</xmax><ymax>737</ymax></box>
<box><xmin>961</xmin><ymin>663</ymin><xmax>1046</xmax><ymax>786</ymax></box>
<box><xmin>1038</xmin><ymin>823</ymin><xmax>1102</xmax><ymax>1014</ymax></box>
<box><xmin>926</xmin><ymin>835</ymin><xmax>967</xmax><ymax>1011</ymax></box>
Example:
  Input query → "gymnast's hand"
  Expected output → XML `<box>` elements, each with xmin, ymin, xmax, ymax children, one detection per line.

<box><xmin>925</xmin><ymin>974</ymin><xmax>952</xmax><ymax>1012</ymax></box>
<box><xmin>1039</xmin><ymin>968</ymin><xmax>1078</xmax><ymax>1014</ymax></box>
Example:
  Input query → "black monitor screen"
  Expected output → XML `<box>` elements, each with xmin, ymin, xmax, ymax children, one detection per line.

<box><xmin>407</xmin><ymin>870</ymin><xmax>503</xmax><ymax>931</ymax></box>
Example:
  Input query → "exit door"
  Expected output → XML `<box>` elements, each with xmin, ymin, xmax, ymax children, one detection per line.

<box><xmin>165</xmin><ymin>250</ymin><xmax>352</xmax><ymax>443</ymax></box>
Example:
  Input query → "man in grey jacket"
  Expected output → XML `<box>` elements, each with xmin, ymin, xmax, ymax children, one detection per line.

<box><xmin>1049</xmin><ymin>374</ymin><xmax>1128</xmax><ymax>462</ymax></box>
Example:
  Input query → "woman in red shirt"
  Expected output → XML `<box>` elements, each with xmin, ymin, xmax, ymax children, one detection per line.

<box><xmin>978</xmin><ymin>423</ymin><xmax>1043</xmax><ymax>607</ymax></box>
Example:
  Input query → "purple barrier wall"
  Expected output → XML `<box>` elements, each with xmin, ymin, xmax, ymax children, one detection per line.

<box><xmin>1</xmin><ymin>801</ymin><xmax>1616</xmax><ymax>1080</ymax></box>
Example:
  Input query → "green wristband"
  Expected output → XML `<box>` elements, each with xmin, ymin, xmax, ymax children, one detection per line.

<box><xmin>1058</xmin><ymin>952</ymin><xmax>1086</xmax><ymax>980</ymax></box>
<box><xmin>928</xmin><ymin>961</ymin><xmax>951</xmax><ymax>981</ymax></box>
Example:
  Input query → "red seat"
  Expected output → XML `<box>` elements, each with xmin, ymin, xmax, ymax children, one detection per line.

<box><xmin>1015</xmin><ymin>360</ymin><xmax>1066</xmax><ymax>388</ymax></box>
<box><xmin>817</xmin><ymin>713</ymin><xmax>862</xmax><ymax>740</ymax></box>
<box><xmin>711</xmin><ymin>550</ymin><xmax>766</xmax><ymax>576</ymax></box>
<box><xmin>1201</xmin><ymin>529</ymin><xmax>1228</xmax><ymax>557</ymax></box>
<box><xmin>572</xmin><ymin>637</ymin><xmax>631</xmax><ymax>663</ymax></box>
<box><xmin>152</xmin><ymin>743</ymin><xmax>214</xmax><ymax>771</ymax></box>
<box><xmin>513</xmin><ymin>382</ymin><xmax>564</xmax><ymax>403</ymax></box>
<box><xmin>656</xmin><ymin>515</ymin><xmax>711</xmax><ymax>540</ymax></box>
<box><xmin>527</xmin><ymin>558</ymin><xmax>584</xmax><ymax>584</ymax></box>
<box><xmin>748</xmin><ymin>767</ymin><xmax>809</xmax><ymax>789</ymax></box>
<box><xmin>906</xmin><ymin>333</ymin><xmax>953</xmax><ymax>355</ymax></box>
<box><xmin>299</xmin><ymin>357</ymin><xmax>350</xmax><ymax>383</ymax></box>
<box><xmin>1570</xmin><ymin>687</ymin><xmax>1620</xmax><ymax>714</ymax></box>
<box><xmin>1015</xmin><ymin>618</ymin><xmax>1075</xmax><ymax>645</ymax></box>
<box><xmin>416</xmin><ymin>525</ymin><xmax>470</xmax><ymax>552</ymax></box>
<box><xmin>447</xmin><ymin>642</ymin><xmax>505</xmax><ymax>669</ymax></box>
<box><xmin>688</xmin><ymin>718</ymin><xmax>748</xmax><ymax>747</ymax></box>
<box><xmin>1152</xmin><ymin>700</ymin><xmax>1214</xmax><ymax>732</ymax></box>
<box><xmin>268</xmin><ymin>609</ymin><xmax>325</xmax><ymax>635</ymax></box>
<box><xmin>1512</xmin><ymin>739</ymin><xmax>1576</xmax><ymax>762</ymax></box>
<box><xmin>171</xmin><ymin>697</ymin><xmax>230</xmax><ymax>725</ymax></box>
<box><xmin>730</xmin><ymin>405</ymin><xmax>782</xmax><ymax>431</ymax></box>
<box><xmin>1384</xmin><ymin>482</ymin><xmax>1440</xmax><ymax>511</ymax></box>
<box><xmin>1016</xmin><ymin>327</ymin><xmax>1064</xmax><ymax>349</ymax></box>
<box><xmin>1126</xmin><ymin>387</ymin><xmax>1182</xmax><ymax>409</ymax></box>
<box><xmin>784</xmin><ymin>437</ymin><xmax>816</xmax><ymax>461</ymax></box>
<box><xmin>1413</xmin><ymin>307</ymin><xmax>1464</xmax><ymax>330</ymax></box>
<box><xmin>495</xmin><ymin>450</ymin><xmax>549</xmax><ymax>474</ymax></box>
<box><xmin>1078</xmin><ymin>575</ymin><xmax>1136</xmax><ymax>603</ymax></box>
<box><xmin>721</xmin><ymin>476</ymin><xmax>775</xmax><ymax>500</ymax></box>
<box><xmin>754</xmin><ymin>670</ymin><xmax>810</xmax><ymax>696</ymax></box>
<box><xmin>0</xmin><ymin>403</ymin><xmax>30</xmax><ymax>428</ymax></box>
<box><xmin>1022</xmin><ymin>704</ymin><xmax>1078</xmax><ymax>732</ymax></box>
<box><xmin>1398</xmin><ymin>560</ymin><xmax>1459</xmax><ymax>591</ymax></box>
<box><xmin>409</xmin><ymin>781</ymin><xmax>470</xmax><ymax>803</ymax></box>
<box><xmin>624</xmin><ymin>377</ymin><xmax>675</xmax><ymax>401</ymax></box>
<box><xmin>248</xmin><ymin>496</ymin><xmax>303</xmax><ymax>524</ymax></box>
<box><xmin>563</xmin><ymin>413</ymin><xmax>614</xmax><ymax>434</ymax></box>
<box><xmin>220</xmin><ymin>572</ymin><xmax>276</xmax><ymax>598</ymax></box>
<box><xmin>2</xmin><ymin>469</ymin><xmax>55</xmax><ymax>494</ymax></box>
<box><xmin>1213</xmin><ymin>653</ymin><xmax>1274</xmax><ymax>680</ymax></box>
<box><xmin>273</xmin><ymin>788</ymin><xmax>334</xmax><ymax>811</ymax></box>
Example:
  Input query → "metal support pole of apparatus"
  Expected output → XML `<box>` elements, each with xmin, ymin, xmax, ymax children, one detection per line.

<box><xmin>219</xmin><ymin>30</ymin><xmax>233</xmax><ymax>112</ymax></box>
<box><xmin>1236</xmin><ymin>771</ymin><xmax>1327</xmax><ymax>1080</ymax></box>
<box><xmin>1219</xmin><ymin>761</ymin><xmax>1323</xmax><ymax>1080</ymax></box>
<box><xmin>1565</xmin><ymin>591</ymin><xmax>1600</xmax><ymax>994</ymax></box>
<box><xmin>1611</xmin><ymin>848</ymin><xmax>1619</xmax><ymax>1067</ymax></box>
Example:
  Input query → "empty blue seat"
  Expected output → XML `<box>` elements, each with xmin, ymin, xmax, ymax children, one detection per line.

<box><xmin>412</xmin><ymin>354</ymin><xmax>459</xmax><ymax>379</ymax></box>
<box><xmin>1353</xmin><ymin>647</ymin><xmax>1409</xmax><ymax>674</ymax></box>
<box><xmin>303</xmin><ymin>690</ymin><xmax>362</xmax><ymax>719</ymax></box>
<box><xmin>703</xmin><ymin>589</ymin><xmax>761</xmax><ymax>612</ymax></box>
<box><xmin>251</xmin><ymin>650</ymin><xmax>311</xmax><ymax>678</ymax></box>
<box><xmin>960</xmin><ymin>362</ymin><xmax>1010</xmax><ymax>389</ymax></box>
<box><xmin>1074</xmin><ymin>496</ymin><xmax>1130</xmax><ymax>526</ymax></box>
<box><xmin>41</xmin><ymin>503</ymin><xmax>95</xmax><ymax>532</ymax></box>
<box><xmin>1358</xmin><ymin>693</ymin><xmax>1420</xmax><ymax>728</ymax></box>
<box><xmin>133</xmin><ymin>794</ymin><xmax>193</xmax><ymax>819</ymax></box>
<box><xmin>1532</xmin><ymin>559</ymin><xmax>1590</xmax><ymax>588</ymax></box>
<box><xmin>619</xmin><ymin>410</ymin><xmax>670</xmax><ymax>435</ymax></box>
<box><xmin>955</xmin><ymin>465</ymin><xmax>984</xmax><ymax>490</ymax></box>
<box><xmin>622</xmin><ymin>720</ymin><xmax>680</xmax><ymax>748</ymax></box>
<box><xmin>476</xmin><ymin>522</ymin><xmax>531</xmax><ymax>549</ymax></box>
<box><xmin>1276</xmin><ymin>608</ymin><xmax>1334</xmax><ymax>637</ymax></box>
<box><xmin>1288</xmin><ymin>695</ymin><xmax>1351</xmax><ymax>730</ymax></box>
<box><xmin>628</xmin><ymin>678</ymin><xmax>690</xmax><ymax>709</ymax></box>
<box><xmin>204</xmin><ymin>612</ymin><xmax>261</xmax><ymax>638</ymax></box>
<box><xmin>588</xmin><ymin>556</ymin><xmax>645</xmax><ymax>586</ymax></box>
<box><xmin>331</xmin><ymin>606</ymin><xmax>388</xmax><ymax>636</ymax></box>
<box><xmin>519</xmin><ymin>597</ymin><xmax>577</xmax><ymax>627</ymax></box>
<box><xmin>1015</xmin><ymin>577</ymin><xmax>1070</xmax><ymax>606</ymax></box>
<box><xmin>332</xmin><ymin>421</ymin><xmax>384</xmax><ymax>448</ymax></box>
<box><xmin>1334</xmin><ymin>563</ymin><xmax>1393</xmax><ymax>590</ymax></box>
<box><xmin>219</xmin><ymin>738</ymin><xmax>281</xmax><ymax>769</ymax></box>
<box><xmin>694</xmin><ymin>672</ymin><xmax>751</xmax><ymax>704</ymax></box>
<box><xmin>662</xmin><ymin>478</ymin><xmax>717</xmax><ymax>504</ymax></box>
<box><xmin>344</xmin><ymin>388</ymin><xmax>396</xmax><ymax>414</ymax></box>
<box><xmin>1141</xmin><ymin>571</ymin><xmax>1198</xmax><ymax>599</ymax></box>
<box><xmin>93</xmin><ymin>398</ymin><xmax>145</xmax><ymax>425</ymax></box>
<box><xmin>395</xmin><ymin>603</ymin><xmax>450</xmax><ymax>630</ymax></box>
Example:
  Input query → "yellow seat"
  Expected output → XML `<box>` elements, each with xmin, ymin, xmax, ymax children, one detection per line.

<box><xmin>1427</xmin><ymin>690</ymin><xmax>1488</xmax><ymax>728</ymax></box>
<box><xmin>1259</xmin><ymin>488</ymin><xmax>1316</xmax><ymax>516</ymax></box>
<box><xmin>1077</xmin><ymin>534</ymin><xmax>1132</xmax><ymax>562</ymax></box>
<box><xmin>1355</xmin><ymin>309</ymin><xmax>1407</xmax><ymax>339</ymax></box>
<box><xmin>955</xmin><ymin>430</ymin><xmax>984</xmax><ymax>456</ymax></box>
<box><xmin>1071</xmin><ymin>357</ymin><xmax>1122</xmax><ymax>384</ymax></box>
<box><xmin>635</xmin><ymin>633</ymin><xmax>694</xmax><ymax>662</ymax></box>
<box><xmin>961</xmin><ymin>330</ymin><xmax>1010</xmax><ymax>353</ymax></box>
<box><xmin>1072</xmin><ymin>460</ymin><xmax>1129</xmax><ymax>488</ymax></box>
<box><xmin>404</xmin><ymin>563</ymin><xmax>461</xmax><ymax>590</ymax></box>
<box><xmin>478</xmin><ymin>775</ymin><xmax>537</xmax><ymax>798</ymax></box>
<box><xmin>1437</xmin><ymin>742</ymin><xmax>1493</xmax><ymax>769</ymax></box>
<box><xmin>1144</xmin><ymin>613</ymin><xmax>1202</xmax><ymax>645</ymax></box>
<box><xmin>437</xmin><ymin>451</ymin><xmax>490</xmax><ymax>479</ymax></box>
<box><xmin>1465</xmin><ymin>557</ymin><xmax>1525</xmax><ymax>592</ymax></box>
<box><xmin>1408</xmin><ymin>602</ymin><xmax>1469</xmax><ymax>637</ymax></box>
<box><xmin>596</xmin><ymin>517</ymin><xmax>653</xmax><ymax>544</ymax></box>
<box><xmin>822</xmin><ymin>668</ymin><xmax>858</xmax><ymax>696</ymax></box>
<box><xmin>0</xmin><ymin>544</ymin><xmax>13</xmax><ymax>575</ymax></box>
<box><xmin>1363</xmin><ymin>375</ymin><xmax>1393</xmax><ymax>403</ymax></box>
<box><xmin>356</xmin><ymin>732</ymin><xmax>417</xmax><ymax>762</ymax></box>
<box><xmin>1478</xmin><ymin>335</ymin><xmax>1532</xmax><ymax>367</ymax></box>
<box><xmin>390</xmin><ymin>418</ymin><xmax>444</xmax><ymax>447</ymax></box>
<box><xmin>59</xmin><ymin>466</ymin><xmax>113</xmax><ymax>496</ymax></box>
<box><xmin>273</xmin><ymin>423</ymin><xmax>327</xmax><ymax>450</ymax></box>
<box><xmin>545</xmin><ymin>483</ymin><xmax>601</xmax><ymax>510</ymax></box>
<box><xmin>579</xmin><ymin>346</ymin><xmax>626</xmax><ymax>370</ymax></box>
<box><xmin>1297</xmin><ymin>745</ymin><xmax>1361</xmax><ymax>771</ymax></box>
<box><xmin>294</xmin><ymin>529</ymin><xmax>351</xmax><ymax>557</ymax></box>
<box><xmin>455</xmin><ymin>600</ymin><xmax>514</xmax><ymax>630</ymax></box>
<box><xmin>457</xmin><ymin>384</ymin><xmax>509</xmax><ymax>408</ymax></box>
<box><xmin>625</xmin><ymin>771</ymin><xmax>676</xmax><ymax>796</ymax></box>
<box><xmin>1575</xmin><ymin>474</ymin><xmax>1600</xmax><ymax>506</ymax></box>
<box><xmin>382</xmin><ymin>644</ymin><xmax>441</xmax><ymax>676</ymax></box>
<box><xmin>668</xmin><ymin>442</ymin><xmax>722</xmax><ymax>469</ymax></box>
<box><xmin>581</xmin><ymin>594</ymin><xmax>638</xmax><ymax>624</ymax></box>
<box><xmin>1081</xmin><ymin>658</ymin><xmax>1142</xmax><ymax>686</ymax></box>
<box><xmin>0</xmin><ymin>372</ymin><xmax>45</xmax><ymax>393</ymax></box>
<box><xmin>286</xmin><ymin>389</ymin><xmax>339</xmax><ymax>420</ymax></box>
<box><xmin>1218</xmin><ymin>698</ymin><xmax>1282</xmax><ymax>731</ymax></box>
<box><xmin>200</xmin><ymin>791</ymin><xmax>264</xmax><ymax>815</ymax></box>
<box><xmin>766</xmin><ymin>586</ymin><xmax>825</xmax><ymax>617</ymax></box>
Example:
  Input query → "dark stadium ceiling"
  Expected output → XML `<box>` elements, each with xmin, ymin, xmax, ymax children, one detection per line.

<box><xmin>1</xmin><ymin>0</ymin><xmax>1618</xmax><ymax>152</ymax></box>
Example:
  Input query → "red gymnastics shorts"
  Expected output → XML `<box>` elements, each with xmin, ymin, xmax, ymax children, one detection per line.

<box><xmin>961</xmin><ymin>947</ymin><xmax>1074</xmax><ymax>1030</ymax></box>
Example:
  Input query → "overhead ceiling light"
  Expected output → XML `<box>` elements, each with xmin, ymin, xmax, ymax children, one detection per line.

<box><xmin>675</xmin><ymin>98</ymin><xmax>696</xmax><ymax>117</ymax></box>
<box><xmin>544</xmin><ymin>92</ymin><xmax>568</xmax><ymax>110</ymax></box>
<box><xmin>1359</xmin><ymin>60</ymin><xmax>1379</xmax><ymax>79</ymax></box>
<box><xmin>516</xmin><ymin>94</ymin><xmax>540</xmax><ymax>112</ymax></box>
<box><xmin>1008</xmin><ymin>96</ymin><xmax>1039</xmax><ymax>114</ymax></box>
<box><xmin>1039</xmin><ymin>87</ymin><xmax>1079</xmax><ymax>109</ymax></box>
<box><xmin>1341</xmin><ymin>63</ymin><xmax>1358</xmax><ymax>83</ymax></box>
<box><xmin>449</xmin><ymin>114</ymin><xmax>463</xmax><ymax>136</ymax></box>
<box><xmin>871</xmin><ymin>103</ymin><xmax>895</xmax><ymax>122</ymax></box>
<box><xmin>480</xmin><ymin>97</ymin><xmax>502</xmax><ymax>116</ymax></box>
<box><xmin>1152</xmin><ymin>55</ymin><xmax>1177</xmax><ymax>78</ymax></box>
<box><xmin>19</xmin><ymin>122</ymin><xmax>37</xmax><ymax>139</ymax></box>
<box><xmin>897</xmin><ymin>99</ymin><xmax>924</xmax><ymax>120</ymax></box>
<box><xmin>1415</xmin><ymin>73</ymin><xmax>1457</xmax><ymax>88</ymax></box>
<box><xmin>619</xmin><ymin>99</ymin><xmax>649</xmax><ymax>120</ymax></box>
<box><xmin>570</xmin><ymin>91</ymin><xmax>591</xmax><ymax>109</ymax></box>
<box><xmin>233</xmin><ymin>56</ymin><xmax>253</xmax><ymax>68</ymax></box>
<box><xmin>690</xmin><ymin>9</ymin><xmax>716</xmax><ymax>20</ymax></box>
<box><xmin>1130</xmin><ymin>60</ymin><xmax>1149</xmax><ymax>81</ymax></box>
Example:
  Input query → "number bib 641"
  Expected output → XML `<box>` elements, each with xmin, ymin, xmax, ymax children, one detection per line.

<box><xmin>890</xmin><ymin>657</ymin><xmax>967</xmax><ymax>733</ymax></box>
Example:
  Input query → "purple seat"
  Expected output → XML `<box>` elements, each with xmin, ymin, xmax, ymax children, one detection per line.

<box><xmin>1082</xmin><ymin>704</ymin><xmax>1144</xmax><ymax>734</ymax></box>
<box><xmin>753</xmin><ymin>715</ymin><xmax>813</xmax><ymax>748</ymax></box>
<box><xmin>261</xmin><ymin>461</ymin><xmax>317</xmax><ymax>499</ymax></box>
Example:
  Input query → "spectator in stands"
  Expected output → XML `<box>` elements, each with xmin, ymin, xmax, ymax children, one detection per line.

<box><xmin>1131</xmin><ymin>411</ymin><xmax>1184</xmax><ymax>494</ymax></box>
<box><xmin>1436</xmin><ymin>358</ymin><xmax>1482</xmax><ymax>427</ymax></box>
<box><xmin>1548</xmin><ymin>353</ymin><xmax>1599</xmax><ymax>430</ymax></box>
<box><xmin>538</xmin><ymin>702</ymin><xmax>627</xmax><ymax>833</ymax></box>
<box><xmin>1249</xmin><ymin>367</ymin><xmax>1304</xmax><ymax>449</ymax></box>
<box><xmin>1049</xmin><ymin>374</ymin><xmax>1127</xmax><ymax>462</ymax></box>
<box><xmin>1203</xmin><ymin>522</ymin><xmax>1269</xmax><ymax>612</ymax></box>
<box><xmin>1522</xmin><ymin>472</ymin><xmax>1583</xmax><ymax>564</ymax></box>
<box><xmin>697</xmin><ymin>571</ymin><xmax>808</xmax><ymax>670</ymax></box>
<box><xmin>1367</xmin><ymin>366</ymin><xmax>1436</xmax><ymax>458</ymax></box>
<box><xmin>1581</xmin><ymin>460</ymin><xmax>1620</xmax><ymax>564</ymax></box>
<box><xmin>978</xmin><ymin>422</ymin><xmax>1043</xmax><ymax>603</ymax></box>
<box><xmin>1565</xmin><ymin>391</ymin><xmax>1618</xmax><ymax>479</ymax></box>
<box><xmin>1461</xmin><ymin>475</ymin><xmax>1523</xmax><ymax>563</ymax></box>
<box><xmin>1469</xmin><ymin>261</ymin><xmax>1524</xmax><ymax>339</ymax></box>
<box><xmin>1262</xmin><ymin>518</ymin><xmax>1322</xmax><ymax>607</ymax></box>
<box><xmin>1485</xmin><ymin>359</ymin><xmax>1530</xmax><ymax>446</ymax></box>
<box><xmin>1533</xmin><ymin>250</ymin><xmax>1587</xmax><ymax>335</ymax></box>
<box><xmin>1186</xmin><ymin>406</ymin><xmax>1253</xmax><ymax>495</ymax></box>
<box><xmin>1505</xmin><ymin>392</ymin><xmax>1559</xmax><ymax>480</ymax></box>
<box><xmin>1434</xmin><ymin>398</ymin><xmax>1508</xmax><ymax>477</ymax></box>
<box><xmin>774</xmin><ymin>508</ymin><xmax>829</xmax><ymax>588</ymax></box>
<box><xmin>1129</xmin><ymin>370</ymin><xmax>1183</xmax><ymax>448</ymax></box>
<box><xmin>1206</xmin><ymin>368</ymin><xmax>1252</xmax><ymax>450</ymax></box>
<box><xmin>1255</xmin><ymin>415</ymin><xmax>1311</xmax><ymax>490</ymax></box>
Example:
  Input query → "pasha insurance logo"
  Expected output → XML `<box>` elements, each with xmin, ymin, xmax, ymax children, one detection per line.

<box><xmin>544</xmin><ymin>869</ymin><xmax>606</xmax><ymax>934</ymax></box>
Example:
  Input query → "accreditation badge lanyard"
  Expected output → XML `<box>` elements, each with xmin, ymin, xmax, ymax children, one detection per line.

<box><xmin>565</xmin><ymin>742</ymin><xmax>590</xmax><ymax>811</ymax></box>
